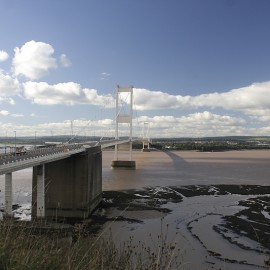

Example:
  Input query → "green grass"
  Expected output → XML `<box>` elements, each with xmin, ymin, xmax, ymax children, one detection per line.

<box><xmin>0</xmin><ymin>219</ymin><xmax>182</xmax><ymax>270</ymax></box>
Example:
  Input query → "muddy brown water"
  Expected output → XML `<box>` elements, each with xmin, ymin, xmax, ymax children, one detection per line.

<box><xmin>103</xmin><ymin>149</ymin><xmax>270</xmax><ymax>189</ymax></box>
<box><xmin>1</xmin><ymin>149</ymin><xmax>270</xmax><ymax>269</ymax></box>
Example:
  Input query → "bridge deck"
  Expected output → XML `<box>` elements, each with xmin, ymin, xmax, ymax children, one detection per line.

<box><xmin>0</xmin><ymin>139</ymin><xmax>131</xmax><ymax>175</ymax></box>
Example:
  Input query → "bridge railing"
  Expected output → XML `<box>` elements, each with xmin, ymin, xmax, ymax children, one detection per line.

<box><xmin>0</xmin><ymin>144</ymin><xmax>83</xmax><ymax>164</ymax></box>
<box><xmin>0</xmin><ymin>144</ymin><xmax>86</xmax><ymax>175</ymax></box>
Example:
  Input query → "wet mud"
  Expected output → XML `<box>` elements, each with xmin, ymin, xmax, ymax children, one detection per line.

<box><xmin>87</xmin><ymin>184</ymin><xmax>270</xmax><ymax>269</ymax></box>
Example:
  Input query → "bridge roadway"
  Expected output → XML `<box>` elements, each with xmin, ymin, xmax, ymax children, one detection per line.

<box><xmin>0</xmin><ymin>138</ymin><xmax>130</xmax><ymax>175</ymax></box>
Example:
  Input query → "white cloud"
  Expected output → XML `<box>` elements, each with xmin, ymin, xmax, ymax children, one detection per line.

<box><xmin>7</xmin><ymin>98</ymin><xmax>15</xmax><ymax>105</ymax></box>
<box><xmin>243</xmin><ymin>109</ymin><xmax>270</xmax><ymax>122</ymax></box>
<box><xmin>60</xmin><ymin>54</ymin><xmax>71</xmax><ymax>67</ymax></box>
<box><xmin>100</xmin><ymin>72</ymin><xmax>111</xmax><ymax>80</ymax></box>
<box><xmin>191</xmin><ymin>81</ymin><xmax>270</xmax><ymax>111</ymax></box>
<box><xmin>23</xmin><ymin>81</ymin><xmax>115</xmax><ymax>107</ymax></box>
<box><xmin>12</xmin><ymin>40</ymin><xmax>57</xmax><ymax>80</ymax></box>
<box><xmin>134</xmin><ymin>88</ymin><xmax>190</xmax><ymax>110</ymax></box>
<box><xmin>0</xmin><ymin>50</ymin><xmax>9</xmax><ymax>62</ymax></box>
<box><xmin>135</xmin><ymin>111</ymin><xmax>246</xmax><ymax>137</ymax></box>
<box><xmin>83</xmin><ymin>88</ymin><xmax>114</xmax><ymax>107</ymax></box>
<box><xmin>134</xmin><ymin>81</ymin><xmax>270</xmax><ymax>113</ymax></box>
<box><xmin>17</xmin><ymin>80</ymin><xmax>270</xmax><ymax>137</ymax></box>
<box><xmin>19</xmin><ymin>118</ymin><xmax>115</xmax><ymax>137</ymax></box>
<box><xmin>0</xmin><ymin>110</ymin><xmax>9</xmax><ymax>116</ymax></box>
<box><xmin>0</xmin><ymin>71</ymin><xmax>20</xmax><ymax>96</ymax></box>
<box><xmin>1</xmin><ymin>111</ymin><xmax>268</xmax><ymax>138</ymax></box>
<box><xmin>12</xmin><ymin>113</ymin><xmax>24</xmax><ymax>117</ymax></box>
<box><xmin>0</xmin><ymin>97</ymin><xmax>15</xmax><ymax>105</ymax></box>
<box><xmin>0</xmin><ymin>110</ymin><xmax>23</xmax><ymax>117</ymax></box>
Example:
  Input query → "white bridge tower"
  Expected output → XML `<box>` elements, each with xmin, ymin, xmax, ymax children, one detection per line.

<box><xmin>142</xmin><ymin>122</ymin><xmax>151</xmax><ymax>152</ymax></box>
<box><xmin>111</xmin><ymin>85</ymin><xmax>136</xmax><ymax>169</ymax></box>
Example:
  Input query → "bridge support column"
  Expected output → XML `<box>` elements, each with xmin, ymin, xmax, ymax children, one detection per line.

<box><xmin>36</xmin><ymin>164</ymin><xmax>45</xmax><ymax>218</ymax></box>
<box><xmin>32</xmin><ymin>146</ymin><xmax>102</xmax><ymax>220</ymax></box>
<box><xmin>4</xmin><ymin>173</ymin><xmax>13</xmax><ymax>217</ymax></box>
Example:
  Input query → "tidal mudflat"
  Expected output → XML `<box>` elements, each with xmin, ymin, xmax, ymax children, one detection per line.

<box><xmin>99</xmin><ymin>150</ymin><xmax>270</xmax><ymax>269</ymax></box>
<box><xmin>91</xmin><ymin>185</ymin><xmax>270</xmax><ymax>269</ymax></box>
<box><xmin>1</xmin><ymin>150</ymin><xmax>270</xmax><ymax>269</ymax></box>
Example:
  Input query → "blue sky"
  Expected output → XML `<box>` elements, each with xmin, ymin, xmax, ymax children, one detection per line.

<box><xmin>1</xmin><ymin>0</ymin><xmax>270</xmax><ymax>138</ymax></box>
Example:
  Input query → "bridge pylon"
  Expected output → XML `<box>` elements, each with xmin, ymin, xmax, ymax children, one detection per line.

<box><xmin>142</xmin><ymin>122</ymin><xmax>151</xmax><ymax>152</ymax></box>
<box><xmin>111</xmin><ymin>85</ymin><xmax>136</xmax><ymax>169</ymax></box>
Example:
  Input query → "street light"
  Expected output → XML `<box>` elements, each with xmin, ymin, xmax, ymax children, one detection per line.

<box><xmin>5</xmin><ymin>131</ymin><xmax>7</xmax><ymax>154</ymax></box>
<box><xmin>35</xmin><ymin>131</ymin><xmax>37</xmax><ymax>149</ymax></box>
<box><xmin>14</xmin><ymin>131</ymin><xmax>16</xmax><ymax>155</ymax></box>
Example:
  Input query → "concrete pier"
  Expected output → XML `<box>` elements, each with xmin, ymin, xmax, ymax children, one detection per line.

<box><xmin>142</xmin><ymin>139</ymin><xmax>150</xmax><ymax>152</ymax></box>
<box><xmin>4</xmin><ymin>172</ymin><xmax>13</xmax><ymax>217</ymax></box>
<box><xmin>111</xmin><ymin>160</ymin><xmax>136</xmax><ymax>169</ymax></box>
<box><xmin>36</xmin><ymin>164</ymin><xmax>45</xmax><ymax>218</ymax></box>
<box><xmin>32</xmin><ymin>146</ymin><xmax>102</xmax><ymax>219</ymax></box>
<box><xmin>111</xmin><ymin>143</ymin><xmax>136</xmax><ymax>169</ymax></box>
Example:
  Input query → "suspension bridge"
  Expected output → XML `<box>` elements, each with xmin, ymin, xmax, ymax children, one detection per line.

<box><xmin>0</xmin><ymin>86</ymin><xmax>151</xmax><ymax>220</ymax></box>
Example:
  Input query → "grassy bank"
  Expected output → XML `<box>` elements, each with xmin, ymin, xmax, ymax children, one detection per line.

<box><xmin>0</xmin><ymin>219</ymin><xmax>181</xmax><ymax>270</ymax></box>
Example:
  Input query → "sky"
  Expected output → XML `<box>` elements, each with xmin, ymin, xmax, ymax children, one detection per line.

<box><xmin>1</xmin><ymin>0</ymin><xmax>270</xmax><ymax>138</ymax></box>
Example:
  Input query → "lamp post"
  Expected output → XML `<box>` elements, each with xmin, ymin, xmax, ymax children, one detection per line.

<box><xmin>35</xmin><ymin>131</ymin><xmax>37</xmax><ymax>149</ymax></box>
<box><xmin>5</xmin><ymin>131</ymin><xmax>7</xmax><ymax>154</ymax></box>
<box><xmin>14</xmin><ymin>131</ymin><xmax>16</xmax><ymax>155</ymax></box>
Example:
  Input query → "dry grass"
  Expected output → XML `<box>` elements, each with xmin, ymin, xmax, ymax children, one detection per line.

<box><xmin>0</xmin><ymin>218</ymin><xmax>182</xmax><ymax>270</ymax></box>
